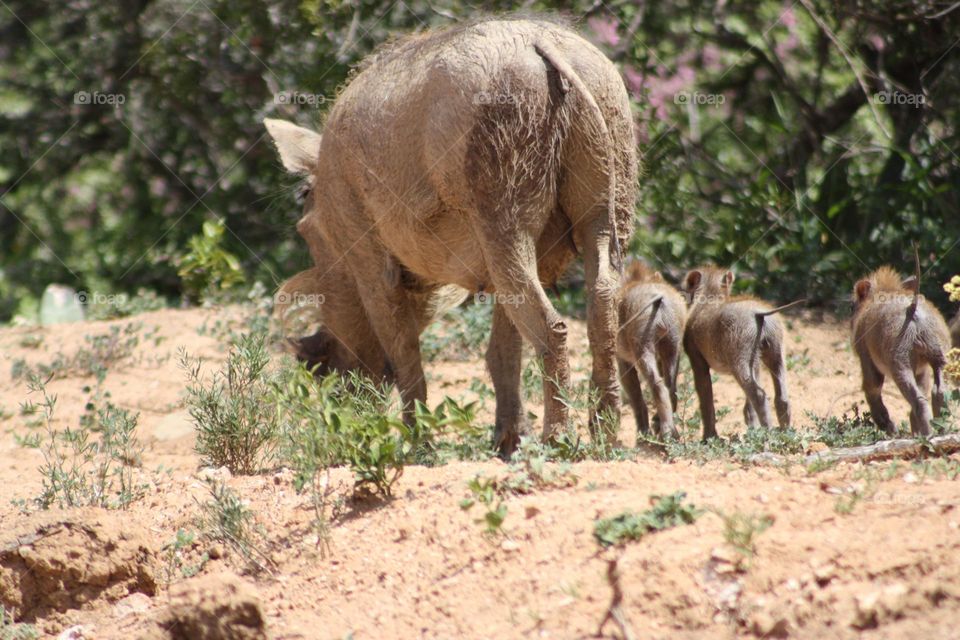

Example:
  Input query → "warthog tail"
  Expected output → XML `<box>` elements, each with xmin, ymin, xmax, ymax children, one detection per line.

<box><xmin>533</xmin><ymin>41</ymin><xmax>621</xmax><ymax>274</ymax></box>
<box><xmin>755</xmin><ymin>298</ymin><xmax>807</xmax><ymax>319</ymax></box>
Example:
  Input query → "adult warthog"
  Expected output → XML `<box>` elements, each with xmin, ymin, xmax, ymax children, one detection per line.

<box><xmin>268</xmin><ymin>17</ymin><xmax>638</xmax><ymax>456</ymax></box>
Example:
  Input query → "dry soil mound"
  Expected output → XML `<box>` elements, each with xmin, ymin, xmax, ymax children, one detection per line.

<box><xmin>0</xmin><ymin>508</ymin><xmax>158</xmax><ymax>622</ymax></box>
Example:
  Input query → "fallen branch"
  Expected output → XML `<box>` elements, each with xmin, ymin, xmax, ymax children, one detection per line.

<box><xmin>750</xmin><ymin>434</ymin><xmax>960</xmax><ymax>466</ymax></box>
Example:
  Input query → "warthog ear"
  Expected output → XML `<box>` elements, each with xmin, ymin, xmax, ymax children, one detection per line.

<box><xmin>901</xmin><ymin>275</ymin><xmax>919</xmax><ymax>293</ymax></box>
<box><xmin>721</xmin><ymin>270</ymin><xmax>735</xmax><ymax>288</ymax></box>
<box><xmin>854</xmin><ymin>279</ymin><xmax>872</xmax><ymax>303</ymax></box>
<box><xmin>684</xmin><ymin>270</ymin><xmax>702</xmax><ymax>292</ymax></box>
<box><xmin>264</xmin><ymin>118</ymin><xmax>322</xmax><ymax>175</ymax></box>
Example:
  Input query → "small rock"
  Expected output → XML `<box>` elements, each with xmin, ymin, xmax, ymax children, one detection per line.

<box><xmin>852</xmin><ymin>583</ymin><xmax>908</xmax><ymax>629</ymax></box>
<box><xmin>57</xmin><ymin>626</ymin><xmax>88</xmax><ymax>640</ymax></box>
<box><xmin>208</xmin><ymin>544</ymin><xmax>225</xmax><ymax>559</ymax></box>
<box><xmin>153</xmin><ymin>411</ymin><xmax>194</xmax><ymax>442</ymax></box>
<box><xmin>903</xmin><ymin>472</ymin><xmax>918</xmax><ymax>484</ymax></box>
<box><xmin>501</xmin><ymin>539</ymin><xmax>521</xmax><ymax>552</ymax></box>
<box><xmin>40</xmin><ymin>284</ymin><xmax>85</xmax><ymax>325</ymax></box>
<box><xmin>197</xmin><ymin>466</ymin><xmax>232</xmax><ymax>483</ymax></box>
<box><xmin>114</xmin><ymin>592</ymin><xmax>152</xmax><ymax>618</ymax></box>
<box><xmin>751</xmin><ymin>610</ymin><xmax>789</xmax><ymax>638</ymax></box>
<box><xmin>880</xmin><ymin>583</ymin><xmax>909</xmax><ymax>617</ymax></box>
<box><xmin>813</xmin><ymin>563</ymin><xmax>836</xmax><ymax>586</ymax></box>
<box><xmin>151</xmin><ymin>571</ymin><xmax>265</xmax><ymax>639</ymax></box>
<box><xmin>710</xmin><ymin>545</ymin><xmax>745</xmax><ymax>573</ymax></box>
<box><xmin>525</xmin><ymin>506</ymin><xmax>541</xmax><ymax>519</ymax></box>
<box><xmin>711</xmin><ymin>546</ymin><xmax>739</xmax><ymax>564</ymax></box>
<box><xmin>853</xmin><ymin>591</ymin><xmax>882</xmax><ymax>629</ymax></box>
<box><xmin>272</xmin><ymin>468</ymin><xmax>293</xmax><ymax>485</ymax></box>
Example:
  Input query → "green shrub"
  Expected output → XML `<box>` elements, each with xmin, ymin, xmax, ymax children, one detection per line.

<box><xmin>421</xmin><ymin>302</ymin><xmax>491</xmax><ymax>361</ymax></box>
<box><xmin>180</xmin><ymin>332</ymin><xmax>278</xmax><ymax>474</ymax></box>
<box><xmin>18</xmin><ymin>374</ymin><xmax>145</xmax><ymax>510</ymax></box>
<box><xmin>717</xmin><ymin>510</ymin><xmax>774</xmax><ymax>557</ymax></box>
<box><xmin>0</xmin><ymin>606</ymin><xmax>37</xmax><ymax>640</ymax></box>
<box><xmin>11</xmin><ymin>323</ymin><xmax>142</xmax><ymax>381</ymax></box>
<box><xmin>177</xmin><ymin>220</ymin><xmax>245</xmax><ymax>303</ymax></box>
<box><xmin>594</xmin><ymin>492</ymin><xmax>703</xmax><ymax>547</ymax></box>
<box><xmin>460</xmin><ymin>475</ymin><xmax>508</xmax><ymax>536</ymax></box>
<box><xmin>196</xmin><ymin>479</ymin><xmax>272</xmax><ymax>573</ymax></box>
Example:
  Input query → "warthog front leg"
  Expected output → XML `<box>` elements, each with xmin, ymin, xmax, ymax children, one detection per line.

<box><xmin>346</xmin><ymin>247</ymin><xmax>427</xmax><ymax>422</ymax></box>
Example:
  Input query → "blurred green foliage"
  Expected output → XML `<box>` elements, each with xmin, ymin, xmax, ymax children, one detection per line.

<box><xmin>1</xmin><ymin>0</ymin><xmax>958</xmax><ymax>320</ymax></box>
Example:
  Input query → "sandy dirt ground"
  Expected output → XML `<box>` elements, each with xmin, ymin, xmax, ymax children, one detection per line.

<box><xmin>1</xmin><ymin>305</ymin><xmax>958</xmax><ymax>639</ymax></box>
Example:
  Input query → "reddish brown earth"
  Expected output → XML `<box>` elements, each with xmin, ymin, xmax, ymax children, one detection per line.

<box><xmin>0</xmin><ymin>306</ymin><xmax>958</xmax><ymax>639</ymax></box>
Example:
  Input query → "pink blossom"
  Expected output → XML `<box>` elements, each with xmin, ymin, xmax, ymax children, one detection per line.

<box><xmin>701</xmin><ymin>44</ymin><xmax>723</xmax><ymax>71</ymax></box>
<box><xmin>775</xmin><ymin>33</ymin><xmax>799</xmax><ymax>59</ymax></box>
<box><xmin>780</xmin><ymin>5</ymin><xmax>797</xmax><ymax>29</ymax></box>
<box><xmin>588</xmin><ymin>16</ymin><xmax>620</xmax><ymax>48</ymax></box>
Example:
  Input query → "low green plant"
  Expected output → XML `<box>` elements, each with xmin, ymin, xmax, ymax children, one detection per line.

<box><xmin>421</xmin><ymin>302</ymin><xmax>491</xmax><ymax>361</ymax></box>
<box><xmin>11</xmin><ymin>323</ymin><xmax>142</xmax><ymax>381</ymax></box>
<box><xmin>17</xmin><ymin>334</ymin><xmax>42</xmax><ymax>349</ymax></box>
<box><xmin>196</xmin><ymin>478</ymin><xmax>273</xmax><ymax>573</ymax></box>
<box><xmin>808</xmin><ymin>410</ymin><xmax>892</xmax><ymax>448</ymax></box>
<box><xmin>460</xmin><ymin>475</ymin><xmax>508</xmax><ymax>536</ymax></box>
<box><xmin>86</xmin><ymin>288</ymin><xmax>167</xmax><ymax>320</ymax></box>
<box><xmin>594</xmin><ymin>492</ymin><xmax>703</xmax><ymax>547</ymax></box>
<box><xmin>18</xmin><ymin>374</ymin><xmax>145</xmax><ymax>510</ymax></box>
<box><xmin>786</xmin><ymin>348</ymin><xmax>811</xmax><ymax>371</ymax></box>
<box><xmin>275</xmin><ymin>366</ymin><xmax>417</xmax><ymax>501</ymax></box>
<box><xmin>177</xmin><ymin>219</ymin><xmax>246</xmax><ymax>303</ymax></box>
<box><xmin>180</xmin><ymin>331</ymin><xmax>279</xmax><ymax>474</ymax></box>
<box><xmin>503</xmin><ymin>437</ymin><xmax>578</xmax><ymax>493</ymax></box>
<box><xmin>0</xmin><ymin>606</ymin><xmax>37</xmax><ymax>640</ymax></box>
<box><xmin>834</xmin><ymin>470</ymin><xmax>879</xmax><ymax>515</ymax></box>
<box><xmin>521</xmin><ymin>357</ymin><xmax>544</xmax><ymax>403</ymax></box>
<box><xmin>162</xmin><ymin>529</ymin><xmax>208</xmax><ymax>585</ymax></box>
<box><xmin>911</xmin><ymin>458</ymin><xmax>960</xmax><ymax>480</ymax></box>
<box><xmin>717</xmin><ymin>510</ymin><xmax>774</xmax><ymax>557</ymax></box>
<box><xmin>412</xmin><ymin>397</ymin><xmax>492</xmax><ymax>463</ymax></box>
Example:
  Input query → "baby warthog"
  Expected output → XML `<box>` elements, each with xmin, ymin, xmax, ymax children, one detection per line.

<box><xmin>851</xmin><ymin>265</ymin><xmax>951</xmax><ymax>436</ymax></box>
<box><xmin>682</xmin><ymin>266</ymin><xmax>800</xmax><ymax>440</ymax></box>
<box><xmin>616</xmin><ymin>263</ymin><xmax>686</xmax><ymax>439</ymax></box>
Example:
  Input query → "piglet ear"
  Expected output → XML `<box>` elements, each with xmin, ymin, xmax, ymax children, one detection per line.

<box><xmin>901</xmin><ymin>275</ymin><xmax>919</xmax><ymax>293</ymax></box>
<box><xmin>854</xmin><ymin>279</ymin><xmax>872</xmax><ymax>303</ymax></box>
<box><xmin>684</xmin><ymin>270</ymin><xmax>702</xmax><ymax>292</ymax></box>
<box><xmin>721</xmin><ymin>270</ymin><xmax>735</xmax><ymax>288</ymax></box>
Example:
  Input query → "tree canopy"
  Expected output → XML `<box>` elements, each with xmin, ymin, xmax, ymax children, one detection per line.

<box><xmin>1</xmin><ymin>0</ymin><xmax>958</xmax><ymax>319</ymax></box>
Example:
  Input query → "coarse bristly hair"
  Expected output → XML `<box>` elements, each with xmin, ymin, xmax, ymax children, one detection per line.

<box><xmin>869</xmin><ymin>266</ymin><xmax>906</xmax><ymax>292</ymax></box>
<box><xmin>358</xmin><ymin>13</ymin><xmax>574</xmax><ymax>73</ymax></box>
<box><xmin>622</xmin><ymin>260</ymin><xmax>660</xmax><ymax>285</ymax></box>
